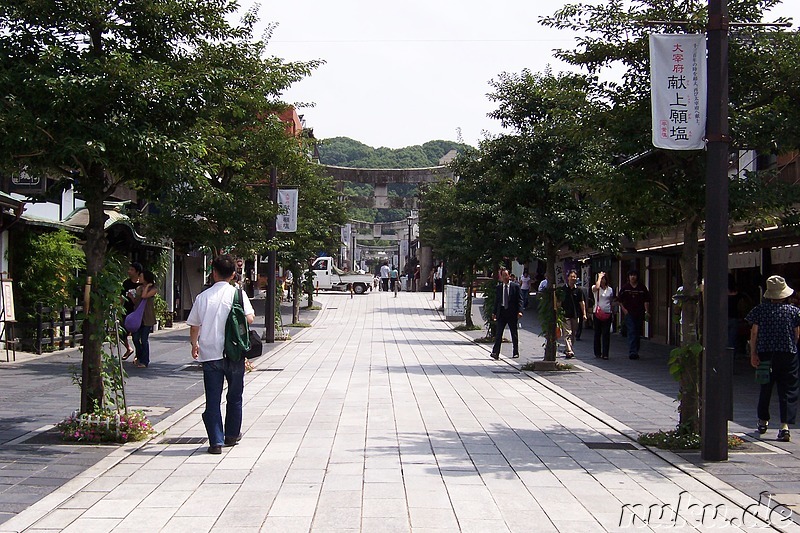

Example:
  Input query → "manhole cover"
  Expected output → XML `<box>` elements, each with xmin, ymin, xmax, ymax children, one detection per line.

<box><xmin>159</xmin><ymin>437</ymin><xmax>207</xmax><ymax>445</ymax></box>
<box><xmin>584</xmin><ymin>442</ymin><xmax>638</xmax><ymax>450</ymax></box>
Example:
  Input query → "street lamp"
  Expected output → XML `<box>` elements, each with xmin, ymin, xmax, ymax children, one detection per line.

<box><xmin>407</xmin><ymin>214</ymin><xmax>413</xmax><ymax>275</ymax></box>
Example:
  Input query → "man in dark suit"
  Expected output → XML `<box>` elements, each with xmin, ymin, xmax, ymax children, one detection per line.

<box><xmin>491</xmin><ymin>268</ymin><xmax>524</xmax><ymax>360</ymax></box>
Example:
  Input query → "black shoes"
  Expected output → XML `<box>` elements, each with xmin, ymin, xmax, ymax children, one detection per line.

<box><xmin>512</xmin><ymin>354</ymin><xmax>519</xmax><ymax>359</ymax></box>
<box><xmin>757</xmin><ymin>421</ymin><xmax>768</xmax><ymax>435</ymax></box>
<box><xmin>224</xmin><ymin>433</ymin><xmax>243</xmax><ymax>446</ymax></box>
<box><xmin>629</xmin><ymin>354</ymin><xmax>640</xmax><ymax>360</ymax></box>
<box><xmin>565</xmin><ymin>353</ymin><xmax>575</xmax><ymax>359</ymax></box>
<box><xmin>490</xmin><ymin>353</ymin><xmax>499</xmax><ymax>360</ymax></box>
<box><xmin>208</xmin><ymin>445</ymin><xmax>222</xmax><ymax>455</ymax></box>
<box><xmin>777</xmin><ymin>429</ymin><xmax>790</xmax><ymax>442</ymax></box>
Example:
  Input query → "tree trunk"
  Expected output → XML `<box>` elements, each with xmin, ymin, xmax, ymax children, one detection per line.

<box><xmin>80</xmin><ymin>164</ymin><xmax>109</xmax><ymax>414</ymax></box>
<box><xmin>464</xmin><ymin>265</ymin><xmax>474</xmax><ymax>328</ymax></box>
<box><xmin>678</xmin><ymin>217</ymin><xmax>701</xmax><ymax>432</ymax></box>
<box><xmin>292</xmin><ymin>273</ymin><xmax>300</xmax><ymax>324</ymax></box>
<box><xmin>544</xmin><ymin>241</ymin><xmax>558</xmax><ymax>362</ymax></box>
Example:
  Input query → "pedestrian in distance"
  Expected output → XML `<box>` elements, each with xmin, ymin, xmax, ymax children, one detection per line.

<box><xmin>380</xmin><ymin>262</ymin><xmax>390</xmax><ymax>292</ymax></box>
<box><xmin>390</xmin><ymin>265</ymin><xmax>399</xmax><ymax>297</ymax></box>
<box><xmin>592</xmin><ymin>271</ymin><xmax>614</xmax><ymax>360</ymax></box>
<box><xmin>120</xmin><ymin>261</ymin><xmax>142</xmax><ymax>360</ymax></box>
<box><xmin>490</xmin><ymin>267</ymin><xmax>523</xmax><ymax>360</ymax></box>
<box><xmin>520</xmin><ymin>269</ymin><xmax>531</xmax><ymax>310</ymax></box>
<box><xmin>618</xmin><ymin>269</ymin><xmax>651</xmax><ymax>360</ymax></box>
<box><xmin>746</xmin><ymin>275</ymin><xmax>800</xmax><ymax>443</ymax></box>
<box><xmin>131</xmin><ymin>270</ymin><xmax>158</xmax><ymax>368</ymax></box>
<box><xmin>187</xmin><ymin>254</ymin><xmax>255</xmax><ymax>454</ymax></box>
<box><xmin>560</xmin><ymin>270</ymin><xmax>586</xmax><ymax>359</ymax></box>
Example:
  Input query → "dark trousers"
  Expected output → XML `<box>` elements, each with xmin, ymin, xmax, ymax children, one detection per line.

<box><xmin>202</xmin><ymin>358</ymin><xmax>246</xmax><ymax>447</ymax></box>
<box><xmin>381</xmin><ymin>278</ymin><xmax>389</xmax><ymax>292</ymax></box>
<box><xmin>492</xmin><ymin>311</ymin><xmax>519</xmax><ymax>356</ymax></box>
<box><xmin>593</xmin><ymin>317</ymin><xmax>611</xmax><ymax>358</ymax></box>
<box><xmin>625</xmin><ymin>314</ymin><xmax>643</xmax><ymax>356</ymax></box>
<box><xmin>132</xmin><ymin>325</ymin><xmax>152</xmax><ymax>366</ymax></box>
<box><xmin>757</xmin><ymin>351</ymin><xmax>799</xmax><ymax>425</ymax></box>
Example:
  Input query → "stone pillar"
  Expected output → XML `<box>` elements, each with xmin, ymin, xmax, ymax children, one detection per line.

<box><xmin>374</xmin><ymin>184</ymin><xmax>389</xmax><ymax>209</ymax></box>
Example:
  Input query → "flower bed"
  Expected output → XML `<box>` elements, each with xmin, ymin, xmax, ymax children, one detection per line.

<box><xmin>56</xmin><ymin>409</ymin><xmax>155</xmax><ymax>443</ymax></box>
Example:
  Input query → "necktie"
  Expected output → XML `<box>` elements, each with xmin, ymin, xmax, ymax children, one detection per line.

<box><xmin>503</xmin><ymin>283</ymin><xmax>508</xmax><ymax>308</ymax></box>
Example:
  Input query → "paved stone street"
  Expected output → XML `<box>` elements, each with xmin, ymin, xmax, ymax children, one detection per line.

<box><xmin>2</xmin><ymin>291</ymin><xmax>798</xmax><ymax>532</ymax></box>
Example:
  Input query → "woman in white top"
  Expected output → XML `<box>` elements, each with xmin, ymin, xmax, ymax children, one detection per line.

<box><xmin>520</xmin><ymin>269</ymin><xmax>532</xmax><ymax>309</ymax></box>
<box><xmin>592</xmin><ymin>272</ymin><xmax>615</xmax><ymax>359</ymax></box>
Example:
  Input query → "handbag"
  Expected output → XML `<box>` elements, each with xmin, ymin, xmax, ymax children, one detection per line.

<box><xmin>594</xmin><ymin>306</ymin><xmax>611</xmax><ymax>321</ymax></box>
<box><xmin>124</xmin><ymin>299</ymin><xmax>146</xmax><ymax>333</ymax></box>
<box><xmin>245</xmin><ymin>329</ymin><xmax>263</xmax><ymax>359</ymax></box>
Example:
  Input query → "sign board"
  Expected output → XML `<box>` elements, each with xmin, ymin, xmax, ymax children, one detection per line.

<box><xmin>8</xmin><ymin>172</ymin><xmax>47</xmax><ymax>195</ymax></box>
<box><xmin>1</xmin><ymin>280</ymin><xmax>15</xmax><ymax>321</ymax></box>
<box><xmin>444</xmin><ymin>284</ymin><xmax>466</xmax><ymax>321</ymax></box>
<box><xmin>276</xmin><ymin>188</ymin><xmax>298</xmax><ymax>232</ymax></box>
<box><xmin>650</xmin><ymin>34</ymin><xmax>707</xmax><ymax>150</ymax></box>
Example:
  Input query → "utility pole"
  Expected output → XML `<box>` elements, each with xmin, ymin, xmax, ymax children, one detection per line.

<box><xmin>702</xmin><ymin>0</ymin><xmax>730</xmax><ymax>462</ymax></box>
<box><xmin>264</xmin><ymin>166</ymin><xmax>277</xmax><ymax>343</ymax></box>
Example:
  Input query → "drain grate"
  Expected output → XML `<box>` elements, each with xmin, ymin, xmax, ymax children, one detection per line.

<box><xmin>327</xmin><ymin>307</ymin><xmax>338</xmax><ymax>310</ymax></box>
<box><xmin>255</xmin><ymin>368</ymin><xmax>283</xmax><ymax>372</ymax></box>
<box><xmin>159</xmin><ymin>437</ymin><xmax>207</xmax><ymax>445</ymax></box>
<box><xmin>295</xmin><ymin>340</ymin><xmax>313</xmax><ymax>343</ymax></box>
<box><xmin>584</xmin><ymin>442</ymin><xmax>638</xmax><ymax>450</ymax></box>
<box><xmin>491</xmin><ymin>370</ymin><xmax>521</xmax><ymax>375</ymax></box>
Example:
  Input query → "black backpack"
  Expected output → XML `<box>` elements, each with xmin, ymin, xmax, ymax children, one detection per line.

<box><xmin>224</xmin><ymin>288</ymin><xmax>251</xmax><ymax>361</ymax></box>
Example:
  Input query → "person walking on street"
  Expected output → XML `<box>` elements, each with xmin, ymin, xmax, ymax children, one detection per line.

<box><xmin>120</xmin><ymin>262</ymin><xmax>142</xmax><ymax>360</ymax></box>
<box><xmin>592</xmin><ymin>272</ymin><xmax>614</xmax><ymax>360</ymax></box>
<box><xmin>490</xmin><ymin>268</ymin><xmax>523</xmax><ymax>360</ymax></box>
<box><xmin>746</xmin><ymin>275</ymin><xmax>800</xmax><ymax>442</ymax></box>
<box><xmin>390</xmin><ymin>266</ymin><xmax>399</xmax><ymax>297</ymax></box>
<box><xmin>380</xmin><ymin>262</ymin><xmax>390</xmax><ymax>292</ymax></box>
<box><xmin>131</xmin><ymin>270</ymin><xmax>158</xmax><ymax>368</ymax></box>
<box><xmin>618</xmin><ymin>269</ymin><xmax>650</xmax><ymax>360</ymax></box>
<box><xmin>560</xmin><ymin>270</ymin><xmax>586</xmax><ymax>359</ymax></box>
<box><xmin>187</xmin><ymin>255</ymin><xmax>255</xmax><ymax>454</ymax></box>
<box><xmin>520</xmin><ymin>269</ymin><xmax>532</xmax><ymax>310</ymax></box>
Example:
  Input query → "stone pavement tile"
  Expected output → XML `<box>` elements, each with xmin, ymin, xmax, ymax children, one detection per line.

<box><xmin>112</xmin><ymin>506</ymin><xmax>175</xmax><ymax>530</ymax></box>
<box><xmin>81</xmin><ymin>476</ymin><xmax>125</xmax><ymax>492</ymax></box>
<box><xmin>173</xmin><ymin>484</ymin><xmax>237</xmax><ymax>517</ymax></box>
<box><xmin>204</xmin><ymin>468</ymin><xmax>250</xmax><ymax>485</ymax></box>
<box><xmin>160</xmin><ymin>515</ymin><xmax>217</xmax><ymax>533</ymax></box>
<box><xmin>362</xmin><ymin>498</ymin><xmax>407</xmax><ymax>518</ymax></box>
<box><xmin>58</xmin><ymin>517</ymin><xmax>122</xmax><ymax>532</ymax></box>
<box><xmin>458</xmin><ymin>518</ymin><xmax>511</xmax><ymax>533</ymax></box>
<box><xmin>138</xmin><ymin>488</ymin><xmax>193</xmax><ymax>508</ymax></box>
<box><xmin>405</xmin><ymin>490</ymin><xmax>452</xmax><ymax>510</ymax></box>
<box><xmin>27</xmin><ymin>508</ymin><xmax>83</xmax><ymax>530</ymax></box>
<box><xmin>317</xmin><ymin>490</ymin><xmax>361</xmax><ymax>509</ymax></box>
<box><xmin>59</xmin><ymin>490</ymin><xmax>105</xmax><ymax>510</ymax></box>
<box><xmin>320</xmin><ymin>474</ymin><xmax>362</xmax><ymax>492</ymax></box>
<box><xmin>363</xmin><ymin>482</ymin><xmax>404</xmax><ymax>500</ymax></box>
<box><xmin>214</xmin><ymin>501</ymin><xmax>271</xmax><ymax>529</ymax></box>
<box><xmin>360</xmin><ymin>516</ymin><xmax>410</xmax><ymax>532</ymax></box>
<box><xmin>364</xmin><ymin>467</ymin><xmax>403</xmax><ymax>484</ymax></box>
<box><xmin>450</xmin><ymin>498</ymin><xmax>504</xmax><ymax>521</ymax></box>
<box><xmin>502</xmin><ymin>510</ymin><xmax>559</xmax><ymax>533</ymax></box>
<box><xmin>81</xmin><ymin>498</ymin><xmax>139</xmax><ymax>519</ymax></box>
<box><xmin>104</xmin><ymin>482</ymin><xmax>158</xmax><ymax>501</ymax></box>
<box><xmin>408</xmin><ymin>507</ymin><xmax>459</xmax><ymax>529</ymax></box>
<box><xmin>311</xmin><ymin>505</ymin><xmax>362</xmax><ymax>530</ymax></box>
<box><xmin>324</xmin><ymin>462</ymin><xmax>363</xmax><ymax>476</ymax></box>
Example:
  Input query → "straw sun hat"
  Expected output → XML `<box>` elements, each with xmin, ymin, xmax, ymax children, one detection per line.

<box><xmin>764</xmin><ymin>275</ymin><xmax>794</xmax><ymax>300</ymax></box>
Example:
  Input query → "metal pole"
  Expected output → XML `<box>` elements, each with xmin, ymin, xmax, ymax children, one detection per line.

<box><xmin>701</xmin><ymin>0</ymin><xmax>730</xmax><ymax>461</ymax></box>
<box><xmin>264</xmin><ymin>167</ymin><xmax>277</xmax><ymax>343</ymax></box>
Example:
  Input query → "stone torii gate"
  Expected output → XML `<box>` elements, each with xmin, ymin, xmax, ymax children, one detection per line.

<box><xmin>321</xmin><ymin>164</ymin><xmax>454</xmax><ymax>284</ymax></box>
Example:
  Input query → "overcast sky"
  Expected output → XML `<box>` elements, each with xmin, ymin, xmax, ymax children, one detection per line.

<box><xmin>252</xmin><ymin>1</ymin><xmax>799</xmax><ymax>149</ymax></box>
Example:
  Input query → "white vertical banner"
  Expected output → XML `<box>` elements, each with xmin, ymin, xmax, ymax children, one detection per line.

<box><xmin>341</xmin><ymin>223</ymin><xmax>351</xmax><ymax>245</ymax></box>
<box><xmin>650</xmin><ymin>34</ymin><xmax>707</xmax><ymax>150</ymax></box>
<box><xmin>276</xmin><ymin>188</ymin><xmax>298</xmax><ymax>232</ymax></box>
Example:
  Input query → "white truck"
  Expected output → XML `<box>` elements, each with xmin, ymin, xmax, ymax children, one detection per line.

<box><xmin>311</xmin><ymin>257</ymin><xmax>374</xmax><ymax>294</ymax></box>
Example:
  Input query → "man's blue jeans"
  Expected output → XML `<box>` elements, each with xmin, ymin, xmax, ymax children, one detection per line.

<box><xmin>132</xmin><ymin>325</ymin><xmax>152</xmax><ymax>366</ymax></box>
<box><xmin>202</xmin><ymin>358</ymin><xmax>245</xmax><ymax>446</ymax></box>
<box><xmin>625</xmin><ymin>314</ymin><xmax>643</xmax><ymax>357</ymax></box>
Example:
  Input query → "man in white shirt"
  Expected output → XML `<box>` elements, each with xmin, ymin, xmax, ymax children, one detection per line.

<box><xmin>187</xmin><ymin>255</ymin><xmax>255</xmax><ymax>454</ymax></box>
<box><xmin>380</xmin><ymin>262</ymin><xmax>390</xmax><ymax>292</ymax></box>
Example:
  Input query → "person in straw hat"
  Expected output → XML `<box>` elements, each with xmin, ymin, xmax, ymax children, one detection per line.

<box><xmin>745</xmin><ymin>275</ymin><xmax>800</xmax><ymax>442</ymax></box>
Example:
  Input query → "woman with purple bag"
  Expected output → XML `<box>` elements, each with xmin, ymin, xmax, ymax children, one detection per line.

<box><xmin>131</xmin><ymin>271</ymin><xmax>158</xmax><ymax>368</ymax></box>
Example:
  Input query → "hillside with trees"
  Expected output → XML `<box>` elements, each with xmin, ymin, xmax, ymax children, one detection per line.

<box><xmin>318</xmin><ymin>137</ymin><xmax>469</xmax><ymax>224</ymax></box>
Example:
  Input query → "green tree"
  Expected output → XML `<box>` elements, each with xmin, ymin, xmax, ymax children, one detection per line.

<box><xmin>541</xmin><ymin>0</ymin><xmax>800</xmax><ymax>430</ymax></box>
<box><xmin>0</xmin><ymin>0</ymin><xmax>317</xmax><ymax>413</ymax></box>
<box><xmin>14</xmin><ymin>230</ymin><xmax>85</xmax><ymax>325</ymax></box>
